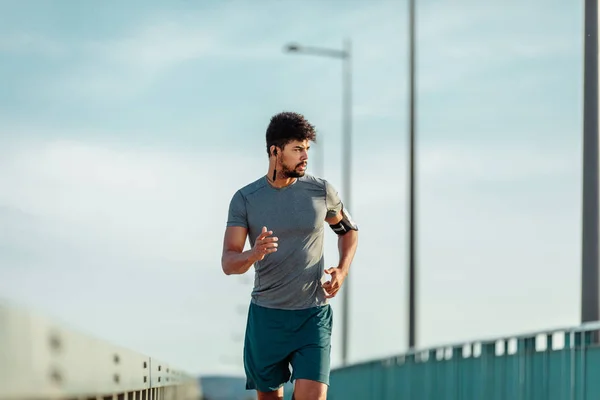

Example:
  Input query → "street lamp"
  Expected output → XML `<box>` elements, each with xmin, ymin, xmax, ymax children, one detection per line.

<box><xmin>408</xmin><ymin>0</ymin><xmax>417</xmax><ymax>351</ymax></box>
<box><xmin>581</xmin><ymin>0</ymin><xmax>600</xmax><ymax>333</ymax></box>
<box><xmin>284</xmin><ymin>39</ymin><xmax>353</xmax><ymax>366</ymax></box>
<box><xmin>312</xmin><ymin>132</ymin><xmax>325</xmax><ymax>178</ymax></box>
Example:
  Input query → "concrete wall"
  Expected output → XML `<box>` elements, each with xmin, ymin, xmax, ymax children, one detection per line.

<box><xmin>0</xmin><ymin>300</ymin><xmax>201</xmax><ymax>400</ymax></box>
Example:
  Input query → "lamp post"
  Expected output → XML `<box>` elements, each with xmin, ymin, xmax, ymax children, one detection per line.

<box><xmin>581</xmin><ymin>0</ymin><xmax>599</xmax><ymax>332</ymax></box>
<box><xmin>284</xmin><ymin>39</ymin><xmax>353</xmax><ymax>366</ymax></box>
<box><xmin>408</xmin><ymin>0</ymin><xmax>417</xmax><ymax>351</ymax></box>
<box><xmin>316</xmin><ymin>133</ymin><xmax>325</xmax><ymax>178</ymax></box>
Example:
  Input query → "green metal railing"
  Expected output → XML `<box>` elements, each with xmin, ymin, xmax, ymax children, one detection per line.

<box><xmin>328</xmin><ymin>323</ymin><xmax>600</xmax><ymax>400</ymax></box>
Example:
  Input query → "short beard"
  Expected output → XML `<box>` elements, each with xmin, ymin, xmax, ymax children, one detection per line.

<box><xmin>281</xmin><ymin>163</ymin><xmax>306</xmax><ymax>178</ymax></box>
<box><xmin>284</xmin><ymin>170</ymin><xmax>304</xmax><ymax>178</ymax></box>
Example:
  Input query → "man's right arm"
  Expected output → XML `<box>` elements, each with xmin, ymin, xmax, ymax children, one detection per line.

<box><xmin>222</xmin><ymin>190</ymin><xmax>257</xmax><ymax>275</ymax></box>
<box><xmin>221</xmin><ymin>226</ymin><xmax>258</xmax><ymax>275</ymax></box>
<box><xmin>221</xmin><ymin>226</ymin><xmax>278</xmax><ymax>275</ymax></box>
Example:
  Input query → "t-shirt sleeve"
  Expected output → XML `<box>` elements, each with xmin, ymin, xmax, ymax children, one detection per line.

<box><xmin>226</xmin><ymin>190</ymin><xmax>248</xmax><ymax>228</ymax></box>
<box><xmin>325</xmin><ymin>180</ymin><xmax>343</xmax><ymax>219</ymax></box>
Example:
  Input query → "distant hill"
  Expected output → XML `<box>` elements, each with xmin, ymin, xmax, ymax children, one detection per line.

<box><xmin>198</xmin><ymin>375</ymin><xmax>294</xmax><ymax>400</ymax></box>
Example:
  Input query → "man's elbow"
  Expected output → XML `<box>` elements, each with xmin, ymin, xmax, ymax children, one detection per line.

<box><xmin>221</xmin><ymin>254</ymin><xmax>234</xmax><ymax>275</ymax></box>
<box><xmin>222</xmin><ymin>265</ymin><xmax>237</xmax><ymax>276</ymax></box>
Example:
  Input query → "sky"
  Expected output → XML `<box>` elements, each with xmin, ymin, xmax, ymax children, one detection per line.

<box><xmin>0</xmin><ymin>0</ymin><xmax>585</xmax><ymax>377</ymax></box>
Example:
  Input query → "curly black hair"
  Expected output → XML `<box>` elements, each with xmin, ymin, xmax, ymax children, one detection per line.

<box><xmin>265</xmin><ymin>112</ymin><xmax>317</xmax><ymax>156</ymax></box>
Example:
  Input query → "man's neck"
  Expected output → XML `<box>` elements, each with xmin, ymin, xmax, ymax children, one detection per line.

<box><xmin>266</xmin><ymin>169</ymin><xmax>297</xmax><ymax>188</ymax></box>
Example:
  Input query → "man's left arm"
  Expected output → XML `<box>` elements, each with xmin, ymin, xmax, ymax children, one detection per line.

<box><xmin>338</xmin><ymin>231</ymin><xmax>358</xmax><ymax>274</ymax></box>
<box><xmin>323</xmin><ymin>209</ymin><xmax>359</xmax><ymax>298</ymax></box>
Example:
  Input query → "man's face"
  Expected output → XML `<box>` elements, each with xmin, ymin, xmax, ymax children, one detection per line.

<box><xmin>279</xmin><ymin>139</ymin><xmax>310</xmax><ymax>178</ymax></box>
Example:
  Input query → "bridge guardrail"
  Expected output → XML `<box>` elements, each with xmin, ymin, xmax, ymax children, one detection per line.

<box><xmin>329</xmin><ymin>322</ymin><xmax>600</xmax><ymax>399</ymax></box>
<box><xmin>0</xmin><ymin>300</ymin><xmax>201</xmax><ymax>400</ymax></box>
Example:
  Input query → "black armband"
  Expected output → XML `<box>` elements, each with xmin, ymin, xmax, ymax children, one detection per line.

<box><xmin>329</xmin><ymin>207</ymin><xmax>358</xmax><ymax>235</ymax></box>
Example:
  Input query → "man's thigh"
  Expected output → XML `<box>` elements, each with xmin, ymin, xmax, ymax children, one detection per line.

<box><xmin>290</xmin><ymin>305</ymin><xmax>333</xmax><ymax>386</ymax></box>
<box><xmin>244</xmin><ymin>303</ymin><xmax>292</xmax><ymax>392</ymax></box>
<box><xmin>290</xmin><ymin>343</ymin><xmax>331</xmax><ymax>386</ymax></box>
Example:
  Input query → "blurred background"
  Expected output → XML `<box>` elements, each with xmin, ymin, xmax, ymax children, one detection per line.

<box><xmin>0</xmin><ymin>0</ymin><xmax>584</xmax><ymax>398</ymax></box>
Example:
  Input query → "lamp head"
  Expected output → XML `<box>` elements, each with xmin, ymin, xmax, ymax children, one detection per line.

<box><xmin>285</xmin><ymin>43</ymin><xmax>301</xmax><ymax>52</ymax></box>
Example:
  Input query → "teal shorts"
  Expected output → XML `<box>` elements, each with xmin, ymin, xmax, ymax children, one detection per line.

<box><xmin>243</xmin><ymin>302</ymin><xmax>333</xmax><ymax>392</ymax></box>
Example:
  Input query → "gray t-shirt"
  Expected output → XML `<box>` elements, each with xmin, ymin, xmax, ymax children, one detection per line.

<box><xmin>226</xmin><ymin>174</ymin><xmax>344</xmax><ymax>310</ymax></box>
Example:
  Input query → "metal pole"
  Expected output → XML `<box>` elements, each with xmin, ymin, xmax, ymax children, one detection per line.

<box><xmin>581</xmin><ymin>0</ymin><xmax>599</xmax><ymax>329</ymax></box>
<box><xmin>408</xmin><ymin>0</ymin><xmax>417</xmax><ymax>350</ymax></box>
<box><xmin>315</xmin><ymin>133</ymin><xmax>325</xmax><ymax>177</ymax></box>
<box><xmin>341</xmin><ymin>37</ymin><xmax>352</xmax><ymax>366</ymax></box>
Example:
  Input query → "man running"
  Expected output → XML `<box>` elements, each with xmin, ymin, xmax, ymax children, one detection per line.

<box><xmin>221</xmin><ymin>111</ymin><xmax>359</xmax><ymax>400</ymax></box>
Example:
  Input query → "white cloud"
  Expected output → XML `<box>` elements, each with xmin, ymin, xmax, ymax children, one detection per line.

<box><xmin>420</xmin><ymin>141</ymin><xmax>577</xmax><ymax>183</ymax></box>
<box><xmin>92</xmin><ymin>22</ymin><xmax>216</xmax><ymax>73</ymax></box>
<box><xmin>37</xmin><ymin>22</ymin><xmax>232</xmax><ymax>99</ymax></box>
<box><xmin>0</xmin><ymin>138</ymin><xmax>264</xmax><ymax>266</ymax></box>
<box><xmin>22</xmin><ymin>2</ymin><xmax>406</xmax><ymax>107</ymax></box>
<box><xmin>0</xmin><ymin>33</ymin><xmax>65</xmax><ymax>56</ymax></box>
<box><xmin>41</xmin><ymin>2</ymin><xmax>375</xmax><ymax>102</ymax></box>
<box><xmin>348</xmin><ymin>1</ymin><xmax>580</xmax><ymax>119</ymax></box>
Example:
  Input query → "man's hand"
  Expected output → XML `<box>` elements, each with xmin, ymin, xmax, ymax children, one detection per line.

<box><xmin>322</xmin><ymin>267</ymin><xmax>347</xmax><ymax>299</ymax></box>
<box><xmin>250</xmin><ymin>226</ymin><xmax>278</xmax><ymax>262</ymax></box>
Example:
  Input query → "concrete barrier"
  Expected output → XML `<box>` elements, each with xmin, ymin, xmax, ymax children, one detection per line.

<box><xmin>0</xmin><ymin>300</ymin><xmax>201</xmax><ymax>400</ymax></box>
